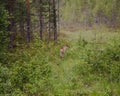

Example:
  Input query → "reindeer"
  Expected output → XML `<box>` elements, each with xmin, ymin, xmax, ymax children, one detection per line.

<box><xmin>60</xmin><ymin>45</ymin><xmax>69</xmax><ymax>58</ymax></box>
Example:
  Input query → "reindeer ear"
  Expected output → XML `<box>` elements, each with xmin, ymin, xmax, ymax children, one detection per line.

<box><xmin>66</xmin><ymin>45</ymin><xmax>70</xmax><ymax>48</ymax></box>
<box><xmin>65</xmin><ymin>45</ymin><xmax>69</xmax><ymax>48</ymax></box>
<box><xmin>60</xmin><ymin>48</ymin><xmax>64</xmax><ymax>51</ymax></box>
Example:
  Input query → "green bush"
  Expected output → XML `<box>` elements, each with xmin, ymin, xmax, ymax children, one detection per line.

<box><xmin>0</xmin><ymin>4</ymin><xmax>9</xmax><ymax>51</ymax></box>
<box><xmin>0</xmin><ymin>4</ymin><xmax>9</xmax><ymax>69</ymax></box>
<box><xmin>70</xmin><ymin>36</ymin><xmax>120</xmax><ymax>95</ymax></box>
<box><xmin>0</xmin><ymin>64</ymin><xmax>12</xmax><ymax>95</ymax></box>
<box><xmin>79</xmin><ymin>37</ymin><xmax>120</xmax><ymax>82</ymax></box>
<box><xmin>0</xmin><ymin>41</ymin><xmax>54</xmax><ymax>95</ymax></box>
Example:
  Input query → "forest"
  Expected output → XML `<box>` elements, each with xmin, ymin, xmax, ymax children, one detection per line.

<box><xmin>0</xmin><ymin>0</ymin><xmax>120</xmax><ymax>96</ymax></box>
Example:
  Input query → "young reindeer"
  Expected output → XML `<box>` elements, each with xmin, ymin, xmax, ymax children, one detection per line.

<box><xmin>60</xmin><ymin>45</ymin><xmax>69</xmax><ymax>58</ymax></box>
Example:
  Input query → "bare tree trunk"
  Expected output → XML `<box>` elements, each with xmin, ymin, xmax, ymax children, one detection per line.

<box><xmin>39</xmin><ymin>0</ymin><xmax>43</xmax><ymax>40</ymax></box>
<box><xmin>19</xmin><ymin>22</ymin><xmax>25</xmax><ymax>39</ymax></box>
<box><xmin>57</xmin><ymin>0</ymin><xmax>60</xmax><ymax>37</ymax></box>
<box><xmin>25</xmin><ymin>0</ymin><xmax>31</xmax><ymax>44</ymax></box>
<box><xmin>49</xmin><ymin>0</ymin><xmax>51</xmax><ymax>40</ymax></box>
<box><xmin>7</xmin><ymin>0</ymin><xmax>16</xmax><ymax>48</ymax></box>
<box><xmin>53</xmin><ymin>0</ymin><xmax>57</xmax><ymax>40</ymax></box>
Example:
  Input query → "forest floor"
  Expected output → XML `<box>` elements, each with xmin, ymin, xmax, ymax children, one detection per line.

<box><xmin>3</xmin><ymin>26</ymin><xmax>119</xmax><ymax>95</ymax></box>
<box><xmin>60</xmin><ymin>26</ymin><xmax>119</xmax><ymax>41</ymax></box>
<box><xmin>49</xmin><ymin>26</ymin><xmax>120</xmax><ymax>95</ymax></box>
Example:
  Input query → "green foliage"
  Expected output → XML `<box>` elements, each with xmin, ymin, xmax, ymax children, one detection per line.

<box><xmin>0</xmin><ymin>41</ymin><xmax>53</xmax><ymax>95</ymax></box>
<box><xmin>0</xmin><ymin>39</ymin><xmax>69</xmax><ymax>95</ymax></box>
<box><xmin>61</xmin><ymin>0</ymin><xmax>120</xmax><ymax>27</ymax></box>
<box><xmin>0</xmin><ymin>4</ymin><xmax>9</xmax><ymax>75</ymax></box>
<box><xmin>64</xmin><ymin>35</ymin><xmax>120</xmax><ymax>95</ymax></box>
<box><xmin>0</xmin><ymin>23</ymin><xmax>120</xmax><ymax>96</ymax></box>
<box><xmin>0</xmin><ymin>4</ymin><xmax>9</xmax><ymax>51</ymax></box>
<box><xmin>0</xmin><ymin>64</ymin><xmax>12</xmax><ymax>95</ymax></box>
<box><xmin>80</xmin><ymin>37</ymin><xmax>120</xmax><ymax>82</ymax></box>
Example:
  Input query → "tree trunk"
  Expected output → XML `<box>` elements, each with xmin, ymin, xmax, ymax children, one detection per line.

<box><xmin>53</xmin><ymin>0</ymin><xmax>57</xmax><ymax>40</ymax></box>
<box><xmin>7</xmin><ymin>0</ymin><xmax>16</xmax><ymax>48</ymax></box>
<box><xmin>19</xmin><ymin>22</ymin><xmax>25</xmax><ymax>39</ymax></box>
<box><xmin>49</xmin><ymin>0</ymin><xmax>51</xmax><ymax>40</ymax></box>
<box><xmin>25</xmin><ymin>0</ymin><xmax>31</xmax><ymax>44</ymax></box>
<box><xmin>39</xmin><ymin>0</ymin><xmax>43</xmax><ymax>40</ymax></box>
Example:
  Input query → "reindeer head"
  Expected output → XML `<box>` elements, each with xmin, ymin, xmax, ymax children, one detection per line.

<box><xmin>60</xmin><ymin>45</ymin><xmax>69</xmax><ymax>58</ymax></box>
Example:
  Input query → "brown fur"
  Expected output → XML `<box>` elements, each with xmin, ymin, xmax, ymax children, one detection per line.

<box><xmin>60</xmin><ymin>45</ymin><xmax>69</xmax><ymax>58</ymax></box>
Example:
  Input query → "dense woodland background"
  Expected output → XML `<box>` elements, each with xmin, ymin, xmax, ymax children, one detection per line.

<box><xmin>61</xmin><ymin>0</ymin><xmax>120</xmax><ymax>27</ymax></box>
<box><xmin>0</xmin><ymin>0</ymin><xmax>120</xmax><ymax>96</ymax></box>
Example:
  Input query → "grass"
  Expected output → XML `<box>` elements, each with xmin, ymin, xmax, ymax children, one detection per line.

<box><xmin>1</xmin><ymin>26</ymin><xmax>120</xmax><ymax>95</ymax></box>
<box><xmin>50</xmin><ymin>26</ymin><xmax>120</xmax><ymax>96</ymax></box>
<box><xmin>60</xmin><ymin>25</ymin><xmax>120</xmax><ymax>42</ymax></box>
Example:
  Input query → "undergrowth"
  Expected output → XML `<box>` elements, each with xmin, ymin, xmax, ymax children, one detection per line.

<box><xmin>0</xmin><ymin>34</ymin><xmax>120</xmax><ymax>96</ymax></box>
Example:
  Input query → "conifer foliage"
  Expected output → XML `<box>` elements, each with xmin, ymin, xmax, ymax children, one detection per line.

<box><xmin>0</xmin><ymin>0</ymin><xmax>59</xmax><ymax>48</ymax></box>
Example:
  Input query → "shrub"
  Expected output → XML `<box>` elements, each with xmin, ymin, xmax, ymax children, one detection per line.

<box><xmin>80</xmin><ymin>37</ymin><xmax>120</xmax><ymax>82</ymax></box>
<box><xmin>0</xmin><ymin>41</ymin><xmax>53</xmax><ymax>95</ymax></box>
<box><xmin>0</xmin><ymin>5</ymin><xmax>9</xmax><ymax>51</ymax></box>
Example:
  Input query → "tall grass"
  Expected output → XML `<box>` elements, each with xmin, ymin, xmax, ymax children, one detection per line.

<box><xmin>0</xmin><ymin>29</ymin><xmax>120</xmax><ymax>95</ymax></box>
